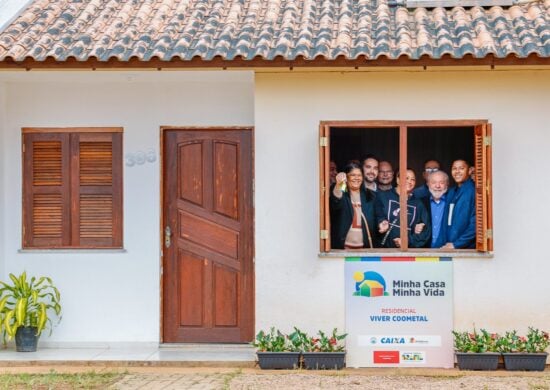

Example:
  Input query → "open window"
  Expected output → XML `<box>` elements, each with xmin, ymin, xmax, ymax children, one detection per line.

<box><xmin>319</xmin><ymin>120</ymin><xmax>492</xmax><ymax>254</ymax></box>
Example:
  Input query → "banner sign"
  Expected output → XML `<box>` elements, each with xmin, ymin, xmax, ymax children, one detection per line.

<box><xmin>345</xmin><ymin>257</ymin><xmax>454</xmax><ymax>368</ymax></box>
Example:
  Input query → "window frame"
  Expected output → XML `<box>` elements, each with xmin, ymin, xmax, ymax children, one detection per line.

<box><xmin>22</xmin><ymin>127</ymin><xmax>123</xmax><ymax>249</ymax></box>
<box><xmin>319</xmin><ymin>120</ymin><xmax>493</xmax><ymax>255</ymax></box>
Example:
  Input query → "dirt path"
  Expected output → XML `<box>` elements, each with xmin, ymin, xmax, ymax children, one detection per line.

<box><xmin>1</xmin><ymin>366</ymin><xmax>549</xmax><ymax>390</ymax></box>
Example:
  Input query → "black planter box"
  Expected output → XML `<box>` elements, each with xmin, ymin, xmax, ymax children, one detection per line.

<box><xmin>503</xmin><ymin>353</ymin><xmax>548</xmax><ymax>371</ymax></box>
<box><xmin>257</xmin><ymin>352</ymin><xmax>300</xmax><ymax>369</ymax></box>
<box><xmin>455</xmin><ymin>352</ymin><xmax>499</xmax><ymax>370</ymax></box>
<box><xmin>15</xmin><ymin>326</ymin><xmax>39</xmax><ymax>352</ymax></box>
<box><xmin>302</xmin><ymin>352</ymin><xmax>346</xmax><ymax>370</ymax></box>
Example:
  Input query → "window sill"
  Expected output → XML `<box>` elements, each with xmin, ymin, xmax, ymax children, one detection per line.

<box><xmin>18</xmin><ymin>248</ymin><xmax>127</xmax><ymax>254</ymax></box>
<box><xmin>319</xmin><ymin>249</ymin><xmax>493</xmax><ymax>259</ymax></box>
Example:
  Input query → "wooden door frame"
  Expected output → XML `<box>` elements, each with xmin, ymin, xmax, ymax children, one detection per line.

<box><xmin>159</xmin><ymin>126</ymin><xmax>255</xmax><ymax>343</ymax></box>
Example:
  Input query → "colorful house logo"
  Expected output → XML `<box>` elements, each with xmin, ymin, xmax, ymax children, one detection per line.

<box><xmin>353</xmin><ymin>271</ymin><xmax>389</xmax><ymax>297</ymax></box>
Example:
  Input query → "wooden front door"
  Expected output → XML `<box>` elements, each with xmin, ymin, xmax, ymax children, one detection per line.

<box><xmin>162</xmin><ymin>129</ymin><xmax>254</xmax><ymax>343</ymax></box>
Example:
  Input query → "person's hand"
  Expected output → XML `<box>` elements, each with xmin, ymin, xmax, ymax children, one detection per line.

<box><xmin>414</xmin><ymin>223</ymin><xmax>425</xmax><ymax>234</ymax></box>
<box><xmin>441</xmin><ymin>243</ymin><xmax>455</xmax><ymax>249</ymax></box>
<box><xmin>393</xmin><ymin>238</ymin><xmax>401</xmax><ymax>248</ymax></box>
<box><xmin>378</xmin><ymin>220</ymin><xmax>389</xmax><ymax>233</ymax></box>
<box><xmin>335</xmin><ymin>172</ymin><xmax>347</xmax><ymax>185</ymax></box>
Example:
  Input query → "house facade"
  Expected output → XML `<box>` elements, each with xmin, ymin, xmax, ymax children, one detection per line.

<box><xmin>0</xmin><ymin>0</ymin><xmax>549</xmax><ymax>349</ymax></box>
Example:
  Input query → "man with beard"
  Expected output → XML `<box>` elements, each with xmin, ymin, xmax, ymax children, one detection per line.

<box><xmin>416</xmin><ymin>170</ymin><xmax>451</xmax><ymax>248</ymax></box>
<box><xmin>362</xmin><ymin>154</ymin><xmax>379</xmax><ymax>193</ymax></box>
<box><xmin>413</xmin><ymin>159</ymin><xmax>441</xmax><ymax>199</ymax></box>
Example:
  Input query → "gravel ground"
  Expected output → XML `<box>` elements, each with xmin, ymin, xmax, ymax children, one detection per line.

<box><xmin>230</xmin><ymin>372</ymin><xmax>550</xmax><ymax>390</ymax></box>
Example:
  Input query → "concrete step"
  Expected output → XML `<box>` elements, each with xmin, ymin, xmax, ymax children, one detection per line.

<box><xmin>0</xmin><ymin>344</ymin><xmax>257</xmax><ymax>367</ymax></box>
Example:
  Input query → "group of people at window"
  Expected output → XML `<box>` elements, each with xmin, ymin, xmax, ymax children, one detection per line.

<box><xmin>329</xmin><ymin>156</ymin><xmax>476</xmax><ymax>250</ymax></box>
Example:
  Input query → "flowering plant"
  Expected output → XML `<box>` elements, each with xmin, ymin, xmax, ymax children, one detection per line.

<box><xmin>307</xmin><ymin>328</ymin><xmax>348</xmax><ymax>352</ymax></box>
<box><xmin>252</xmin><ymin>327</ymin><xmax>348</xmax><ymax>353</ymax></box>
<box><xmin>252</xmin><ymin>327</ymin><xmax>289</xmax><ymax>352</ymax></box>
<box><xmin>452</xmin><ymin>328</ymin><xmax>499</xmax><ymax>353</ymax></box>
<box><xmin>498</xmin><ymin>328</ymin><xmax>550</xmax><ymax>353</ymax></box>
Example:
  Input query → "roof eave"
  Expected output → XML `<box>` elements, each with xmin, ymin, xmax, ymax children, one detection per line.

<box><xmin>0</xmin><ymin>54</ymin><xmax>548</xmax><ymax>70</ymax></box>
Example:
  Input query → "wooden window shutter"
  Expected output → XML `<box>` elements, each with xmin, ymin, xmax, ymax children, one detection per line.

<box><xmin>23</xmin><ymin>133</ymin><xmax>71</xmax><ymax>248</ymax></box>
<box><xmin>319</xmin><ymin>124</ymin><xmax>330</xmax><ymax>252</ymax></box>
<box><xmin>474</xmin><ymin>124</ymin><xmax>493</xmax><ymax>252</ymax></box>
<box><xmin>71</xmin><ymin>133</ymin><xmax>123</xmax><ymax>248</ymax></box>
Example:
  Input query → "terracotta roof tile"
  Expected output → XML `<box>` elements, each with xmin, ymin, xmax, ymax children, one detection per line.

<box><xmin>0</xmin><ymin>0</ymin><xmax>548</xmax><ymax>63</ymax></box>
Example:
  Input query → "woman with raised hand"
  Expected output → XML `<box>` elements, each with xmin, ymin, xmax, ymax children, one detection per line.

<box><xmin>330</xmin><ymin>162</ymin><xmax>377</xmax><ymax>249</ymax></box>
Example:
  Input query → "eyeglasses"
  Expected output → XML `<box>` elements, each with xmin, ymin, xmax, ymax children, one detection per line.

<box><xmin>425</xmin><ymin>168</ymin><xmax>439</xmax><ymax>173</ymax></box>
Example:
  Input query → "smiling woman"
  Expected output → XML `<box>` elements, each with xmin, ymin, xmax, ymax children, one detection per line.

<box><xmin>330</xmin><ymin>163</ymin><xmax>376</xmax><ymax>250</ymax></box>
<box><xmin>319</xmin><ymin>120</ymin><xmax>493</xmax><ymax>254</ymax></box>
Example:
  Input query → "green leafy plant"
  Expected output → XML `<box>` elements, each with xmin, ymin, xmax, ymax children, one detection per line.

<box><xmin>287</xmin><ymin>327</ymin><xmax>309</xmax><ymax>352</ymax></box>
<box><xmin>452</xmin><ymin>328</ymin><xmax>498</xmax><ymax>353</ymax></box>
<box><xmin>308</xmin><ymin>328</ymin><xmax>347</xmax><ymax>352</ymax></box>
<box><xmin>0</xmin><ymin>272</ymin><xmax>62</xmax><ymax>340</ymax></box>
<box><xmin>498</xmin><ymin>328</ymin><xmax>550</xmax><ymax>353</ymax></box>
<box><xmin>497</xmin><ymin>330</ymin><xmax>521</xmax><ymax>353</ymax></box>
<box><xmin>524</xmin><ymin>327</ymin><xmax>550</xmax><ymax>353</ymax></box>
<box><xmin>251</xmin><ymin>327</ymin><xmax>289</xmax><ymax>352</ymax></box>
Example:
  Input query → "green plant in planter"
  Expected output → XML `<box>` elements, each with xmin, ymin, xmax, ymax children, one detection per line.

<box><xmin>252</xmin><ymin>327</ymin><xmax>302</xmax><ymax>369</ymax></box>
<box><xmin>252</xmin><ymin>327</ymin><xmax>288</xmax><ymax>352</ymax></box>
<box><xmin>288</xmin><ymin>327</ymin><xmax>309</xmax><ymax>352</ymax></box>
<box><xmin>497</xmin><ymin>330</ymin><xmax>523</xmax><ymax>353</ymax></box>
<box><xmin>498</xmin><ymin>328</ymin><xmax>549</xmax><ymax>371</ymax></box>
<box><xmin>0</xmin><ymin>272</ymin><xmax>61</xmax><ymax>341</ymax></box>
<box><xmin>452</xmin><ymin>328</ymin><xmax>499</xmax><ymax>353</ymax></box>
<box><xmin>499</xmin><ymin>328</ymin><xmax>550</xmax><ymax>353</ymax></box>
<box><xmin>309</xmin><ymin>328</ymin><xmax>348</xmax><ymax>352</ymax></box>
<box><xmin>524</xmin><ymin>327</ymin><xmax>549</xmax><ymax>353</ymax></box>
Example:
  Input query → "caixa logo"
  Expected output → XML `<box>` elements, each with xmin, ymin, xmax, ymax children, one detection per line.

<box><xmin>380</xmin><ymin>337</ymin><xmax>406</xmax><ymax>344</ymax></box>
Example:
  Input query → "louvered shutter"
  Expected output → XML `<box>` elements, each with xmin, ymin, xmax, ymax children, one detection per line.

<box><xmin>23</xmin><ymin>129</ymin><xmax>122</xmax><ymax>249</ymax></box>
<box><xmin>319</xmin><ymin>124</ymin><xmax>330</xmax><ymax>252</ymax></box>
<box><xmin>474</xmin><ymin>124</ymin><xmax>493</xmax><ymax>252</ymax></box>
<box><xmin>71</xmin><ymin>133</ymin><xmax>123</xmax><ymax>248</ymax></box>
<box><xmin>23</xmin><ymin>133</ymin><xmax>71</xmax><ymax>247</ymax></box>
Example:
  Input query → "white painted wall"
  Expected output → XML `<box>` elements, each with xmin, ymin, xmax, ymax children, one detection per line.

<box><xmin>0</xmin><ymin>82</ymin><xmax>5</xmax><ymax>278</ymax></box>
<box><xmin>0</xmin><ymin>70</ymin><xmax>254</xmax><ymax>344</ymax></box>
<box><xmin>2</xmin><ymin>68</ymin><xmax>549</xmax><ymax>344</ymax></box>
<box><xmin>255</xmin><ymin>69</ymin><xmax>550</xmax><ymax>336</ymax></box>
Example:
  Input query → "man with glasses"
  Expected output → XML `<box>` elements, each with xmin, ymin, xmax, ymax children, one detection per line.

<box><xmin>377</xmin><ymin>161</ymin><xmax>394</xmax><ymax>192</ymax></box>
<box><xmin>413</xmin><ymin>159</ymin><xmax>441</xmax><ymax>199</ymax></box>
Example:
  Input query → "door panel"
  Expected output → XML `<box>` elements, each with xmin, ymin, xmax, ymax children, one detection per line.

<box><xmin>213</xmin><ymin>141</ymin><xmax>239</xmax><ymax>220</ymax></box>
<box><xmin>179</xmin><ymin>250</ymin><xmax>204</xmax><ymax>327</ymax></box>
<box><xmin>179</xmin><ymin>142</ymin><xmax>204</xmax><ymax>206</ymax></box>
<box><xmin>213</xmin><ymin>264</ymin><xmax>239</xmax><ymax>327</ymax></box>
<box><xmin>163</xmin><ymin>129</ymin><xmax>253</xmax><ymax>343</ymax></box>
<box><xmin>179</xmin><ymin>211</ymin><xmax>239</xmax><ymax>259</ymax></box>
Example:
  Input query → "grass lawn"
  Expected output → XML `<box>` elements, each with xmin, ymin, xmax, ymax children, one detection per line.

<box><xmin>0</xmin><ymin>370</ymin><xmax>125</xmax><ymax>389</ymax></box>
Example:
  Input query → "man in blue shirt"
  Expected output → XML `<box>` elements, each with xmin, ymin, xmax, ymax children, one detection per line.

<box><xmin>427</xmin><ymin>170</ymin><xmax>450</xmax><ymax>248</ymax></box>
<box><xmin>416</xmin><ymin>170</ymin><xmax>450</xmax><ymax>248</ymax></box>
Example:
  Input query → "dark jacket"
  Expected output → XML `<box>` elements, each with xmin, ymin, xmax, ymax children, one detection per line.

<box><xmin>330</xmin><ymin>186</ymin><xmax>377</xmax><ymax>249</ymax></box>
<box><xmin>413</xmin><ymin>184</ymin><xmax>430</xmax><ymax>200</ymax></box>
<box><xmin>375</xmin><ymin>189</ymin><xmax>431</xmax><ymax>248</ymax></box>
<box><xmin>447</xmin><ymin>178</ymin><xmax>476</xmax><ymax>249</ymax></box>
